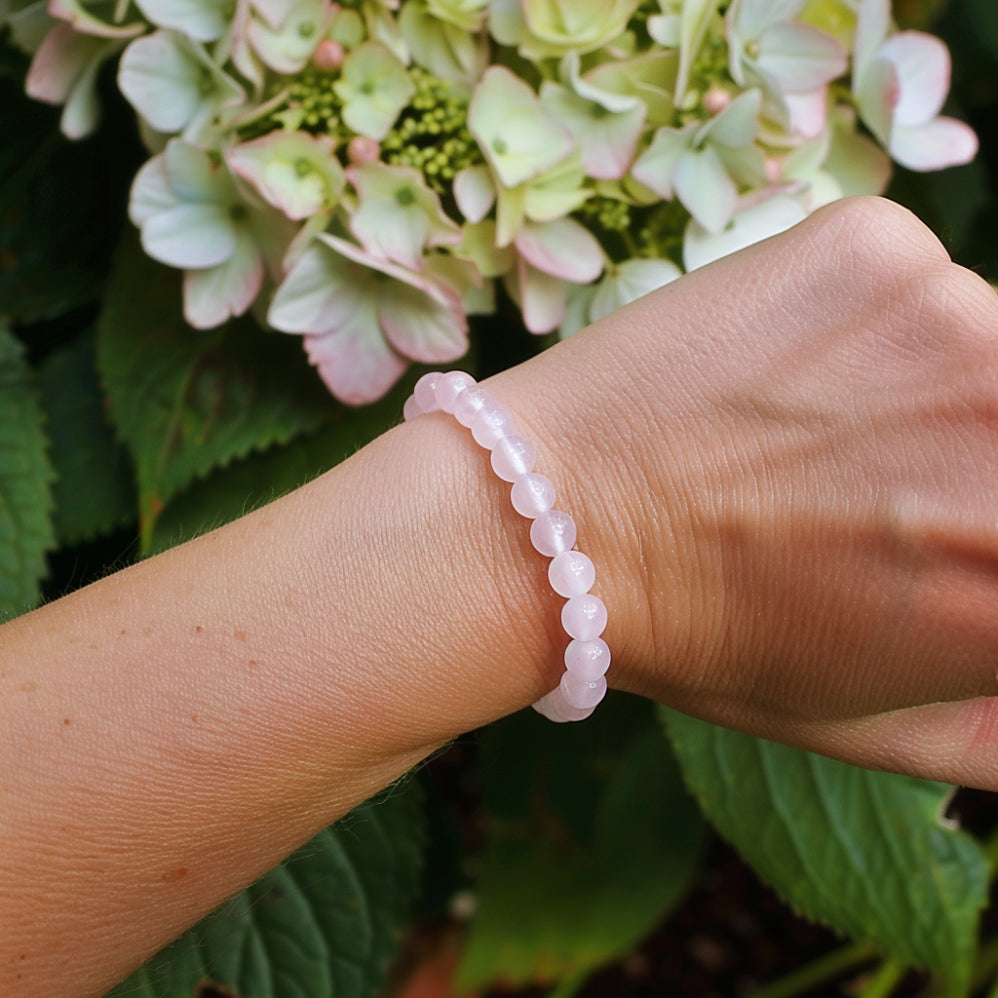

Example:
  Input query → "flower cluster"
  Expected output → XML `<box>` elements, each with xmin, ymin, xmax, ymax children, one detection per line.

<box><xmin>5</xmin><ymin>0</ymin><xmax>978</xmax><ymax>404</ymax></box>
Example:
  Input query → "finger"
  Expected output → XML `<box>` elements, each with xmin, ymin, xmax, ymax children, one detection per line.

<box><xmin>791</xmin><ymin>697</ymin><xmax>998</xmax><ymax>791</ymax></box>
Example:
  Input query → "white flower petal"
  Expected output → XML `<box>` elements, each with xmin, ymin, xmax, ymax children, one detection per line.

<box><xmin>855</xmin><ymin>56</ymin><xmax>897</xmax><ymax>147</ymax></box>
<box><xmin>684</xmin><ymin>195</ymin><xmax>806</xmax><ymax>271</ymax></box>
<box><xmin>454</xmin><ymin>165</ymin><xmax>496</xmax><ymax>223</ymax></box>
<box><xmin>697</xmin><ymin>87</ymin><xmax>761</xmax><ymax>148</ymax></box>
<box><xmin>268</xmin><ymin>243</ymin><xmax>358</xmax><ymax>334</ymax></box>
<box><xmin>756</xmin><ymin>23</ymin><xmax>846</xmax><ymax>93</ymax></box>
<box><xmin>142</xmin><ymin>203</ymin><xmax>236</xmax><ymax>268</ymax></box>
<box><xmin>164</xmin><ymin>139</ymin><xmax>234</xmax><ymax>204</ymax></box>
<box><xmin>590</xmin><ymin>259</ymin><xmax>681</xmax><ymax>321</ymax></box>
<box><xmin>730</xmin><ymin>0</ymin><xmax>806</xmax><ymax>43</ymax></box>
<box><xmin>853</xmin><ymin>0</ymin><xmax>891</xmax><ymax>82</ymax></box>
<box><xmin>134</xmin><ymin>0</ymin><xmax>231</xmax><ymax>40</ymax></box>
<box><xmin>60</xmin><ymin>49</ymin><xmax>103</xmax><ymax>139</ymax></box>
<box><xmin>129</xmin><ymin>153</ymin><xmax>178</xmax><ymax>225</ymax></box>
<box><xmin>877</xmin><ymin>31</ymin><xmax>950</xmax><ymax>127</ymax></box>
<box><xmin>183</xmin><ymin>227</ymin><xmax>263</xmax><ymax>328</ymax></box>
<box><xmin>351</xmin><ymin>199</ymin><xmax>430</xmax><ymax>270</ymax></box>
<box><xmin>468</xmin><ymin>65</ymin><xmax>573</xmax><ymax>189</ymax></box>
<box><xmin>558</xmin><ymin>283</ymin><xmax>596</xmax><ymax>339</ymax></box>
<box><xmin>630</xmin><ymin>125</ymin><xmax>692</xmax><ymax>199</ymax></box>
<box><xmin>515</xmin><ymin>259</ymin><xmax>567</xmax><ymax>334</ymax></box>
<box><xmin>118</xmin><ymin>31</ymin><xmax>202</xmax><ymax>133</ymax></box>
<box><xmin>514</xmin><ymin>218</ymin><xmax>603</xmax><ymax>283</ymax></box>
<box><xmin>889</xmin><ymin>117</ymin><xmax>979</xmax><ymax>171</ymax></box>
<box><xmin>674</xmin><ymin>146</ymin><xmax>738</xmax><ymax>235</ymax></box>
<box><xmin>379</xmin><ymin>280</ymin><xmax>468</xmax><ymax>363</ymax></box>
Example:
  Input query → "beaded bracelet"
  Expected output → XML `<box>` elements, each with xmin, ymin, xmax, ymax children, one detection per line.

<box><xmin>403</xmin><ymin>370</ymin><xmax>610</xmax><ymax>722</ymax></box>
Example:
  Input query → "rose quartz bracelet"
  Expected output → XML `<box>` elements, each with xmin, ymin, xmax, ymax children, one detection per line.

<box><xmin>403</xmin><ymin>370</ymin><xmax>610</xmax><ymax>722</ymax></box>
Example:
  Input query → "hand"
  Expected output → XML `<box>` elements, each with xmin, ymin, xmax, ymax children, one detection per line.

<box><xmin>499</xmin><ymin>196</ymin><xmax>998</xmax><ymax>788</ymax></box>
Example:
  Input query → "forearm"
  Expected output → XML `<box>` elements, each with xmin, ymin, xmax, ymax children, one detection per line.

<box><xmin>0</xmin><ymin>411</ymin><xmax>571</xmax><ymax>997</ymax></box>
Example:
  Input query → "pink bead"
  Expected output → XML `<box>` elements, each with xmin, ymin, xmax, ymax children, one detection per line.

<box><xmin>491</xmin><ymin>436</ymin><xmax>535</xmax><ymax>482</ymax></box>
<box><xmin>529</xmin><ymin>510</ymin><xmax>577</xmax><ymax>557</ymax></box>
<box><xmin>561</xmin><ymin>594</ymin><xmax>607</xmax><ymax>641</ymax></box>
<box><xmin>548</xmin><ymin>550</ymin><xmax>595</xmax><ymax>597</ymax></box>
<box><xmin>402</xmin><ymin>396</ymin><xmax>423</xmax><ymax>422</ymax></box>
<box><xmin>453</xmin><ymin>386</ymin><xmax>492</xmax><ymax>427</ymax></box>
<box><xmin>532</xmin><ymin>685</ymin><xmax>595</xmax><ymax>723</ymax></box>
<box><xmin>413</xmin><ymin>371</ymin><xmax>443</xmax><ymax>412</ymax></box>
<box><xmin>470</xmin><ymin>404</ymin><xmax>515</xmax><ymax>448</ymax></box>
<box><xmin>564</xmin><ymin>638</ymin><xmax>611</xmax><ymax>681</ymax></box>
<box><xmin>559</xmin><ymin>671</ymin><xmax>607</xmax><ymax>710</ymax></box>
<box><xmin>510</xmin><ymin>473</ymin><xmax>555</xmax><ymax>518</ymax></box>
<box><xmin>435</xmin><ymin>370</ymin><xmax>476</xmax><ymax>413</ymax></box>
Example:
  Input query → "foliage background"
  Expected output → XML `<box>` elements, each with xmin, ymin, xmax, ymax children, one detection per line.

<box><xmin>2</xmin><ymin>0</ymin><xmax>998</xmax><ymax>995</ymax></box>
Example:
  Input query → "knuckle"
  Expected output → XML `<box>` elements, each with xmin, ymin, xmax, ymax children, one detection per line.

<box><xmin>803</xmin><ymin>196</ymin><xmax>951</xmax><ymax>278</ymax></box>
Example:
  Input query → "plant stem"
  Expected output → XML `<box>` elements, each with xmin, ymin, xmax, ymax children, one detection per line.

<box><xmin>545</xmin><ymin>972</ymin><xmax>588</xmax><ymax>998</ymax></box>
<box><xmin>858</xmin><ymin>959</ymin><xmax>906</xmax><ymax>998</ymax></box>
<box><xmin>748</xmin><ymin>941</ymin><xmax>879</xmax><ymax>998</ymax></box>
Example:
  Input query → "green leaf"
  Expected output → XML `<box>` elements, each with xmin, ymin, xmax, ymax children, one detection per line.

<box><xmin>38</xmin><ymin>332</ymin><xmax>137</xmax><ymax>545</ymax></box>
<box><xmin>458</xmin><ymin>695</ymin><xmax>705</xmax><ymax>992</ymax></box>
<box><xmin>108</xmin><ymin>782</ymin><xmax>425</xmax><ymax>998</ymax></box>
<box><xmin>97</xmin><ymin>238</ymin><xmax>337</xmax><ymax>549</ymax></box>
<box><xmin>662</xmin><ymin>710</ymin><xmax>989</xmax><ymax>986</ymax></box>
<box><xmin>0</xmin><ymin>325</ymin><xmax>55</xmax><ymax>621</ymax></box>
<box><xmin>145</xmin><ymin>373</ymin><xmax>416</xmax><ymax>555</ymax></box>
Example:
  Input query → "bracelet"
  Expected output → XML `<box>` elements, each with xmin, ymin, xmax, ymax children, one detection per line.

<box><xmin>403</xmin><ymin>370</ymin><xmax>610</xmax><ymax>722</ymax></box>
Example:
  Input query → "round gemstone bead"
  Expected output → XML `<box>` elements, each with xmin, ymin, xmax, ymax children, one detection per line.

<box><xmin>470</xmin><ymin>404</ymin><xmax>515</xmax><ymax>448</ymax></box>
<box><xmin>564</xmin><ymin>638</ymin><xmax>611</xmax><ymax>681</ymax></box>
<box><xmin>561</xmin><ymin>594</ymin><xmax>607</xmax><ymax>641</ymax></box>
<box><xmin>559</xmin><ymin>670</ymin><xmax>607</xmax><ymax>710</ymax></box>
<box><xmin>510</xmin><ymin>473</ymin><xmax>555</xmax><ymax>518</ymax></box>
<box><xmin>413</xmin><ymin>371</ymin><xmax>443</xmax><ymax>412</ymax></box>
<box><xmin>453</xmin><ymin>386</ymin><xmax>492</xmax><ymax>427</ymax></box>
<box><xmin>402</xmin><ymin>396</ymin><xmax>423</xmax><ymax>422</ymax></box>
<box><xmin>529</xmin><ymin>510</ymin><xmax>577</xmax><ymax>557</ymax></box>
<box><xmin>435</xmin><ymin>371</ymin><xmax>476</xmax><ymax>413</ymax></box>
<box><xmin>548</xmin><ymin>550</ymin><xmax>595</xmax><ymax>597</ymax></box>
<box><xmin>532</xmin><ymin>686</ymin><xmax>595</xmax><ymax>723</ymax></box>
<box><xmin>491</xmin><ymin>436</ymin><xmax>535</xmax><ymax>482</ymax></box>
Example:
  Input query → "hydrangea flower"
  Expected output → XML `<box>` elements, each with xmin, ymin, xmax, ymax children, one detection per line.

<box><xmin>4</xmin><ymin>0</ymin><xmax>978</xmax><ymax>406</ymax></box>
<box><xmin>229</xmin><ymin>131</ymin><xmax>347</xmax><ymax>221</ymax></box>
<box><xmin>130</xmin><ymin>140</ymin><xmax>292</xmax><ymax>328</ymax></box>
<box><xmin>118</xmin><ymin>29</ymin><xmax>244</xmax><ymax>139</ymax></box>
<box><xmin>631</xmin><ymin>88</ymin><xmax>764</xmax><ymax>234</ymax></box>
<box><xmin>268</xmin><ymin>234</ymin><xmax>468</xmax><ymax>403</ymax></box>
<box><xmin>852</xmin><ymin>0</ymin><xmax>978</xmax><ymax>170</ymax></box>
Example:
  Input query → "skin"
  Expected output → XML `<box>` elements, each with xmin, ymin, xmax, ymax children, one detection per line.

<box><xmin>3</xmin><ymin>197</ymin><xmax>998</xmax><ymax>996</ymax></box>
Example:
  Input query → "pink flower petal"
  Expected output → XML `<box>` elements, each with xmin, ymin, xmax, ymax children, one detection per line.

<box><xmin>784</xmin><ymin>87</ymin><xmax>829</xmax><ymax>139</ymax></box>
<box><xmin>514</xmin><ymin>258</ymin><xmax>567</xmax><ymax>334</ymax></box>
<box><xmin>877</xmin><ymin>31</ymin><xmax>950</xmax><ymax>127</ymax></box>
<box><xmin>303</xmin><ymin>327</ymin><xmax>408</xmax><ymax>406</ymax></box>
<box><xmin>26</xmin><ymin>23</ymin><xmax>97</xmax><ymax>104</ymax></box>
<box><xmin>889</xmin><ymin>117</ymin><xmax>979</xmax><ymax>171</ymax></box>
<box><xmin>514</xmin><ymin>219</ymin><xmax>603</xmax><ymax>283</ymax></box>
